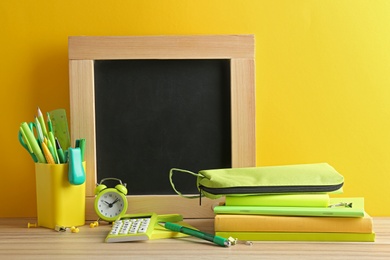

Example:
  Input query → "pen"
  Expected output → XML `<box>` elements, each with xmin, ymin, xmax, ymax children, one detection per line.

<box><xmin>47</xmin><ymin>113</ymin><xmax>59</xmax><ymax>163</ymax></box>
<box><xmin>159</xmin><ymin>222</ymin><xmax>231</xmax><ymax>247</ymax></box>
<box><xmin>55</xmin><ymin>137</ymin><xmax>66</xmax><ymax>163</ymax></box>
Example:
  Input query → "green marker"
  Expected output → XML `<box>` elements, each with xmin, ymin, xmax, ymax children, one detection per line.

<box><xmin>75</xmin><ymin>138</ymin><xmax>86</xmax><ymax>161</ymax></box>
<box><xmin>159</xmin><ymin>222</ymin><xmax>231</xmax><ymax>247</ymax></box>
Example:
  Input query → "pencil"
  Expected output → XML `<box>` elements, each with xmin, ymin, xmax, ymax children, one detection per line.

<box><xmin>42</xmin><ymin>138</ymin><xmax>55</xmax><ymax>164</ymax></box>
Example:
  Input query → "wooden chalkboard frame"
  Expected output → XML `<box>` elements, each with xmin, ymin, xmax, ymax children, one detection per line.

<box><xmin>68</xmin><ymin>35</ymin><xmax>256</xmax><ymax>220</ymax></box>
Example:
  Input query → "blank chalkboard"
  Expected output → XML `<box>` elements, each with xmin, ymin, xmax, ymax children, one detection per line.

<box><xmin>94</xmin><ymin>59</ymin><xmax>232</xmax><ymax>195</ymax></box>
<box><xmin>69</xmin><ymin>35</ymin><xmax>256</xmax><ymax>219</ymax></box>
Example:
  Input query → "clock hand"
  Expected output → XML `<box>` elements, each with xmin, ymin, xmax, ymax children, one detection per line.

<box><xmin>105</xmin><ymin>198</ymin><xmax>120</xmax><ymax>208</ymax></box>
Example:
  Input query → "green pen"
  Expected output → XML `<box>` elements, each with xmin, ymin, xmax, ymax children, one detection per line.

<box><xmin>159</xmin><ymin>222</ymin><xmax>231</xmax><ymax>247</ymax></box>
<box><xmin>55</xmin><ymin>137</ymin><xmax>66</xmax><ymax>163</ymax></box>
<box><xmin>47</xmin><ymin>113</ymin><xmax>59</xmax><ymax>163</ymax></box>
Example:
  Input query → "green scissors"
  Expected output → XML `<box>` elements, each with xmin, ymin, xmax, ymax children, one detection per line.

<box><xmin>18</xmin><ymin>122</ymin><xmax>44</xmax><ymax>163</ymax></box>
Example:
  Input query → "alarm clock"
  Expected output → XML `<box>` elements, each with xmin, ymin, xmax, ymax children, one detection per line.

<box><xmin>94</xmin><ymin>178</ymin><xmax>128</xmax><ymax>222</ymax></box>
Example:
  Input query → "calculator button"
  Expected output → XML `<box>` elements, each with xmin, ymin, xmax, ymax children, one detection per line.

<box><xmin>106</xmin><ymin>216</ymin><xmax>154</xmax><ymax>242</ymax></box>
<box><xmin>129</xmin><ymin>221</ymin><xmax>141</xmax><ymax>234</ymax></box>
<box><xmin>110</xmin><ymin>220</ymin><xmax>123</xmax><ymax>235</ymax></box>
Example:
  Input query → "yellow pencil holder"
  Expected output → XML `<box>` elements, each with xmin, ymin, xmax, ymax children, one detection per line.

<box><xmin>35</xmin><ymin>162</ymin><xmax>86</xmax><ymax>229</ymax></box>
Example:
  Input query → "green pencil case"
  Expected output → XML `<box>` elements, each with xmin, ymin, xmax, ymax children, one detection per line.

<box><xmin>169</xmin><ymin>163</ymin><xmax>344</xmax><ymax>201</ymax></box>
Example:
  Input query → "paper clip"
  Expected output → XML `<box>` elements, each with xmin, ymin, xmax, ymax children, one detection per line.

<box><xmin>328</xmin><ymin>202</ymin><xmax>353</xmax><ymax>208</ymax></box>
<box><xmin>55</xmin><ymin>225</ymin><xmax>80</xmax><ymax>233</ymax></box>
<box><xmin>227</xmin><ymin>236</ymin><xmax>253</xmax><ymax>246</ymax></box>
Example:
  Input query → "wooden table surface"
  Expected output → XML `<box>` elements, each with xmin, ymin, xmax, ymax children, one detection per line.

<box><xmin>1</xmin><ymin>218</ymin><xmax>389</xmax><ymax>259</ymax></box>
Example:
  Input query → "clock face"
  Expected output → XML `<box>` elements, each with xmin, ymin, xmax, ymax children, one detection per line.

<box><xmin>95</xmin><ymin>190</ymin><xmax>127</xmax><ymax>221</ymax></box>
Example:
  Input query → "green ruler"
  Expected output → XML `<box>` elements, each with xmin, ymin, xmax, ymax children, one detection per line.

<box><xmin>48</xmin><ymin>109</ymin><xmax>71</xmax><ymax>150</ymax></box>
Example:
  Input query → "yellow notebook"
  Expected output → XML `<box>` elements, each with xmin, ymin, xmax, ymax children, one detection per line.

<box><xmin>215</xmin><ymin>212</ymin><xmax>373</xmax><ymax>233</ymax></box>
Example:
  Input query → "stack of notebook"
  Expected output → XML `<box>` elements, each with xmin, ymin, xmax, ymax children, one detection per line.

<box><xmin>213</xmin><ymin>194</ymin><xmax>375</xmax><ymax>242</ymax></box>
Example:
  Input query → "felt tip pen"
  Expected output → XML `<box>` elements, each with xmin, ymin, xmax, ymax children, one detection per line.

<box><xmin>159</xmin><ymin>222</ymin><xmax>231</xmax><ymax>247</ymax></box>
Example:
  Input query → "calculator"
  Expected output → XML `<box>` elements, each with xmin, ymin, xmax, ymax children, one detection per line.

<box><xmin>105</xmin><ymin>213</ymin><xmax>158</xmax><ymax>243</ymax></box>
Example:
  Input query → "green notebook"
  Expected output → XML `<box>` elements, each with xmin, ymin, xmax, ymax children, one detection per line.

<box><xmin>215</xmin><ymin>231</ymin><xmax>375</xmax><ymax>242</ymax></box>
<box><xmin>214</xmin><ymin>197</ymin><xmax>365</xmax><ymax>217</ymax></box>
<box><xmin>225</xmin><ymin>193</ymin><xmax>330</xmax><ymax>207</ymax></box>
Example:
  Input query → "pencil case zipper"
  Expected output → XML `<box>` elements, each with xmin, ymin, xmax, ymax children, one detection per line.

<box><xmin>199</xmin><ymin>183</ymin><xmax>344</xmax><ymax>195</ymax></box>
<box><xmin>198</xmin><ymin>183</ymin><xmax>343</xmax><ymax>205</ymax></box>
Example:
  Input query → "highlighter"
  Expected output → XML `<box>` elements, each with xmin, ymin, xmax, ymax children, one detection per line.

<box><xmin>68</xmin><ymin>147</ymin><xmax>85</xmax><ymax>185</ymax></box>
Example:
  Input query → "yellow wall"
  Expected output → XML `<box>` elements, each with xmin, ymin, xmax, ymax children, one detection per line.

<box><xmin>2</xmin><ymin>0</ymin><xmax>390</xmax><ymax>217</ymax></box>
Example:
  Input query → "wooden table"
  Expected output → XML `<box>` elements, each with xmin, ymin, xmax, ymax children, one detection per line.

<box><xmin>1</xmin><ymin>218</ymin><xmax>389</xmax><ymax>259</ymax></box>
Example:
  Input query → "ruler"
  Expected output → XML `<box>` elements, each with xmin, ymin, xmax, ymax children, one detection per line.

<box><xmin>48</xmin><ymin>109</ymin><xmax>71</xmax><ymax>150</ymax></box>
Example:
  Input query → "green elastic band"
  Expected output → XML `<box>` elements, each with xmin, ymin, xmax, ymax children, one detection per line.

<box><xmin>169</xmin><ymin>168</ymin><xmax>203</xmax><ymax>199</ymax></box>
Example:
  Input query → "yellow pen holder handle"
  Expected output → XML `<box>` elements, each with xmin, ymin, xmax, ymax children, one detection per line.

<box><xmin>35</xmin><ymin>162</ymin><xmax>86</xmax><ymax>229</ymax></box>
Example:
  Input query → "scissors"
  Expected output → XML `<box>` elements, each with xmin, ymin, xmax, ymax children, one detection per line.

<box><xmin>18</xmin><ymin>122</ymin><xmax>46</xmax><ymax>163</ymax></box>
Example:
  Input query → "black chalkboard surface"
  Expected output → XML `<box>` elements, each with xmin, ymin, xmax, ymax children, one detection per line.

<box><xmin>94</xmin><ymin>59</ymin><xmax>231</xmax><ymax>195</ymax></box>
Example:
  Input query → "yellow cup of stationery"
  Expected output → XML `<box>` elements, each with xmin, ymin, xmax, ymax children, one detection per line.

<box><xmin>35</xmin><ymin>162</ymin><xmax>86</xmax><ymax>229</ymax></box>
